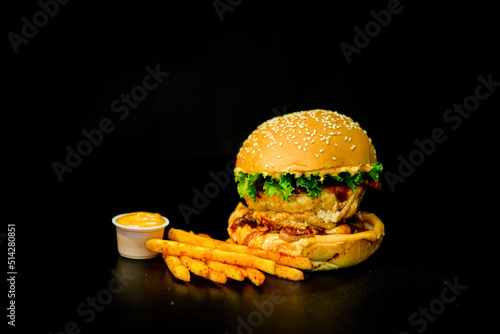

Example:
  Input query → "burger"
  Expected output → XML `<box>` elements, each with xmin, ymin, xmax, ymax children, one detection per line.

<box><xmin>227</xmin><ymin>109</ymin><xmax>385</xmax><ymax>270</ymax></box>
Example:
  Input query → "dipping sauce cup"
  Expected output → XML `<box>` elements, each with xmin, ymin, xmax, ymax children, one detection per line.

<box><xmin>112</xmin><ymin>212</ymin><xmax>170</xmax><ymax>259</ymax></box>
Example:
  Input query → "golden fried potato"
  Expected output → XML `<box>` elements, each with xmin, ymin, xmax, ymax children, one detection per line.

<box><xmin>167</xmin><ymin>228</ymin><xmax>313</xmax><ymax>270</ymax></box>
<box><xmin>241</xmin><ymin>266</ymin><xmax>266</xmax><ymax>286</ymax></box>
<box><xmin>204</xmin><ymin>260</ymin><xmax>245</xmax><ymax>281</ymax></box>
<box><xmin>146</xmin><ymin>239</ymin><xmax>276</xmax><ymax>275</ymax></box>
<box><xmin>164</xmin><ymin>255</ymin><xmax>190</xmax><ymax>282</ymax></box>
<box><xmin>180</xmin><ymin>256</ymin><xmax>227</xmax><ymax>284</ymax></box>
<box><xmin>275</xmin><ymin>264</ymin><xmax>304</xmax><ymax>281</ymax></box>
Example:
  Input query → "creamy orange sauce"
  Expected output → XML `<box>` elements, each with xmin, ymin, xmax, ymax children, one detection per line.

<box><xmin>117</xmin><ymin>212</ymin><xmax>165</xmax><ymax>228</ymax></box>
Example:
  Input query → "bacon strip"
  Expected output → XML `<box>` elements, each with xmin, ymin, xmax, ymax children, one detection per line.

<box><xmin>362</xmin><ymin>179</ymin><xmax>382</xmax><ymax>190</ymax></box>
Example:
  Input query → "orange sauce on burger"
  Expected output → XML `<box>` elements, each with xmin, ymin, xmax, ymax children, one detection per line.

<box><xmin>116</xmin><ymin>212</ymin><xmax>165</xmax><ymax>228</ymax></box>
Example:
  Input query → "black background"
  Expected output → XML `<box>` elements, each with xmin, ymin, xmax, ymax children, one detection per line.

<box><xmin>5</xmin><ymin>0</ymin><xmax>497</xmax><ymax>333</ymax></box>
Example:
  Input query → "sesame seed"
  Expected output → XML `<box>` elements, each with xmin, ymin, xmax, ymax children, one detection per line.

<box><xmin>277</xmin><ymin>155</ymin><xmax>281</xmax><ymax>159</ymax></box>
<box><xmin>319</xmin><ymin>149</ymin><xmax>324</xmax><ymax>153</ymax></box>
<box><xmin>298</xmin><ymin>145</ymin><xmax>302</xmax><ymax>149</ymax></box>
<box><xmin>332</xmin><ymin>157</ymin><xmax>336</xmax><ymax>160</ymax></box>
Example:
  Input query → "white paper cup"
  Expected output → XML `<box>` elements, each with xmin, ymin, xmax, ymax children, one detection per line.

<box><xmin>112</xmin><ymin>213</ymin><xmax>170</xmax><ymax>259</ymax></box>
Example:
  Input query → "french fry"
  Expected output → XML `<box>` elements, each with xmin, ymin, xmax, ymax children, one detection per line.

<box><xmin>145</xmin><ymin>239</ymin><xmax>276</xmax><ymax>275</ymax></box>
<box><xmin>199</xmin><ymin>232</ymin><xmax>304</xmax><ymax>281</ymax></box>
<box><xmin>275</xmin><ymin>264</ymin><xmax>304</xmax><ymax>281</ymax></box>
<box><xmin>179</xmin><ymin>256</ymin><xmax>227</xmax><ymax>284</ymax></box>
<box><xmin>179</xmin><ymin>256</ymin><xmax>209</xmax><ymax>278</ymax></box>
<box><xmin>167</xmin><ymin>228</ymin><xmax>313</xmax><ymax>270</ymax></box>
<box><xmin>241</xmin><ymin>266</ymin><xmax>266</xmax><ymax>286</ymax></box>
<box><xmin>164</xmin><ymin>255</ymin><xmax>190</xmax><ymax>282</ymax></box>
<box><xmin>207</xmin><ymin>269</ymin><xmax>227</xmax><ymax>284</ymax></box>
<box><xmin>204</xmin><ymin>260</ymin><xmax>245</xmax><ymax>281</ymax></box>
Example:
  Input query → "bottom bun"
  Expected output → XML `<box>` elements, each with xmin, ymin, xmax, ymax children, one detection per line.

<box><xmin>227</xmin><ymin>203</ymin><xmax>385</xmax><ymax>271</ymax></box>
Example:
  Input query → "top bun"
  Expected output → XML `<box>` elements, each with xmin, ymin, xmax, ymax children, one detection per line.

<box><xmin>235</xmin><ymin>110</ymin><xmax>377</xmax><ymax>178</ymax></box>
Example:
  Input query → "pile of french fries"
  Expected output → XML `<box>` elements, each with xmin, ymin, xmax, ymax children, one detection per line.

<box><xmin>145</xmin><ymin>228</ymin><xmax>313</xmax><ymax>286</ymax></box>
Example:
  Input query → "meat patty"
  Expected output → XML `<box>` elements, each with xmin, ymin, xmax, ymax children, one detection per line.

<box><xmin>244</xmin><ymin>184</ymin><xmax>366</xmax><ymax>230</ymax></box>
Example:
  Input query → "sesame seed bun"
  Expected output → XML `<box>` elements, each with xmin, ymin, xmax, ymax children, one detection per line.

<box><xmin>235</xmin><ymin>109</ymin><xmax>377</xmax><ymax>178</ymax></box>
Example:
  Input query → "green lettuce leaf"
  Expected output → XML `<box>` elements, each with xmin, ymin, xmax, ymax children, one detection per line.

<box><xmin>235</xmin><ymin>172</ymin><xmax>263</xmax><ymax>201</ymax></box>
<box><xmin>296</xmin><ymin>174</ymin><xmax>323</xmax><ymax>198</ymax></box>
<box><xmin>235</xmin><ymin>162</ymin><xmax>383</xmax><ymax>201</ymax></box>
<box><xmin>368</xmin><ymin>162</ymin><xmax>383</xmax><ymax>181</ymax></box>
<box><xmin>261</xmin><ymin>173</ymin><xmax>295</xmax><ymax>202</ymax></box>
